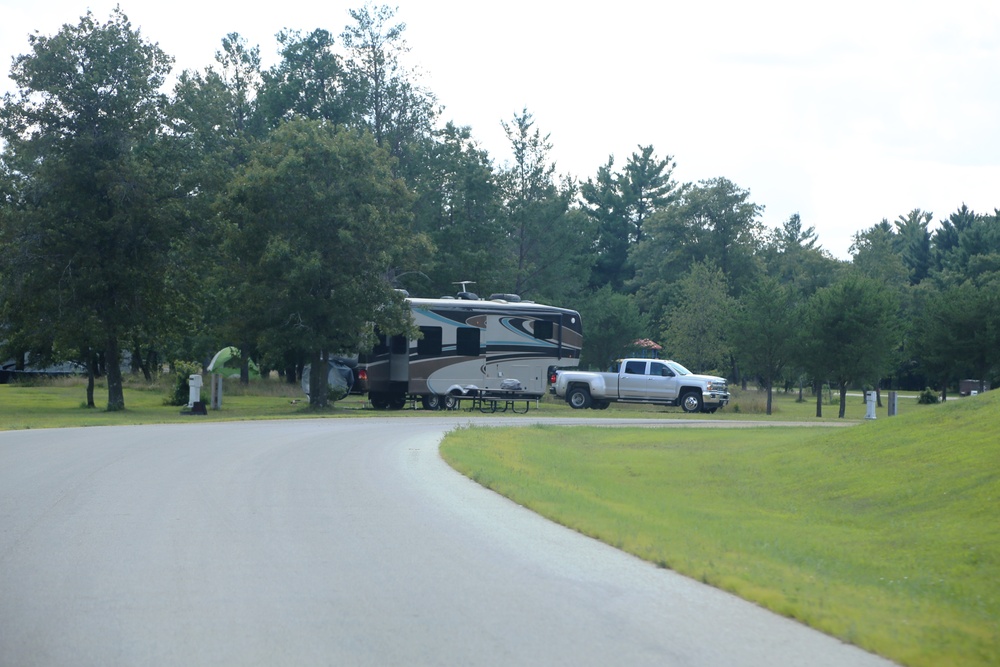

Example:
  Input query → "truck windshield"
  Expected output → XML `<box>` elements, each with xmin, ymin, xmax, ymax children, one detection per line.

<box><xmin>666</xmin><ymin>361</ymin><xmax>692</xmax><ymax>376</ymax></box>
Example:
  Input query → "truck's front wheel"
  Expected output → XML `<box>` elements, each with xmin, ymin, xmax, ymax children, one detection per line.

<box><xmin>681</xmin><ymin>390</ymin><xmax>703</xmax><ymax>413</ymax></box>
<box><xmin>567</xmin><ymin>387</ymin><xmax>592</xmax><ymax>409</ymax></box>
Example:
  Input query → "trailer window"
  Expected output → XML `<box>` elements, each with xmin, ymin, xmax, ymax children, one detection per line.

<box><xmin>417</xmin><ymin>326</ymin><xmax>443</xmax><ymax>356</ymax></box>
<box><xmin>455</xmin><ymin>327</ymin><xmax>481</xmax><ymax>356</ymax></box>
<box><xmin>533</xmin><ymin>320</ymin><xmax>554</xmax><ymax>340</ymax></box>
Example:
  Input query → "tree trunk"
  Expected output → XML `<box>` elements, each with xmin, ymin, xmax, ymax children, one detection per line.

<box><xmin>132</xmin><ymin>344</ymin><xmax>153</xmax><ymax>381</ymax></box>
<box><xmin>105</xmin><ymin>337</ymin><xmax>125</xmax><ymax>411</ymax></box>
<box><xmin>86</xmin><ymin>352</ymin><xmax>97</xmax><ymax>409</ymax></box>
<box><xmin>838</xmin><ymin>382</ymin><xmax>848</xmax><ymax>418</ymax></box>
<box><xmin>815</xmin><ymin>381</ymin><xmax>823</xmax><ymax>418</ymax></box>
<box><xmin>765</xmin><ymin>376</ymin><xmax>773</xmax><ymax>415</ymax></box>
<box><xmin>309</xmin><ymin>350</ymin><xmax>329</xmax><ymax>408</ymax></box>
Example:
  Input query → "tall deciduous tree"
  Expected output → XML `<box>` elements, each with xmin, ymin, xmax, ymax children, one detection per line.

<box><xmin>340</xmin><ymin>4</ymin><xmax>437</xmax><ymax>163</ymax></box>
<box><xmin>171</xmin><ymin>32</ymin><xmax>267</xmax><ymax>383</ymax></box>
<box><xmin>633</xmin><ymin>177</ymin><xmax>763</xmax><ymax>306</ymax></box>
<box><xmin>578</xmin><ymin>286</ymin><xmax>649</xmax><ymax>371</ymax></box>
<box><xmin>732</xmin><ymin>277</ymin><xmax>797</xmax><ymax>414</ymax></box>
<box><xmin>0</xmin><ymin>8</ymin><xmax>180</xmax><ymax>410</ymax></box>
<box><xmin>258</xmin><ymin>28</ymin><xmax>350</xmax><ymax>126</ymax></box>
<box><xmin>498</xmin><ymin>108</ymin><xmax>593</xmax><ymax>303</ymax></box>
<box><xmin>800</xmin><ymin>274</ymin><xmax>901</xmax><ymax>417</ymax></box>
<box><xmin>912</xmin><ymin>280</ymin><xmax>1000</xmax><ymax>398</ymax></box>
<box><xmin>224</xmin><ymin>119</ymin><xmax>420</xmax><ymax>407</ymax></box>
<box><xmin>406</xmin><ymin>122</ymin><xmax>504</xmax><ymax>297</ymax></box>
<box><xmin>660</xmin><ymin>261</ymin><xmax>734</xmax><ymax>374</ymax></box>
<box><xmin>762</xmin><ymin>213</ymin><xmax>841</xmax><ymax>294</ymax></box>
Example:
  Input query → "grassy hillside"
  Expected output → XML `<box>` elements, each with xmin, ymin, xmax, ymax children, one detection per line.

<box><xmin>440</xmin><ymin>392</ymin><xmax>1000</xmax><ymax>667</ymax></box>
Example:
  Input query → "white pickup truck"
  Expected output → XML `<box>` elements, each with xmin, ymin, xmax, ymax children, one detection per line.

<box><xmin>552</xmin><ymin>358</ymin><xmax>730</xmax><ymax>413</ymax></box>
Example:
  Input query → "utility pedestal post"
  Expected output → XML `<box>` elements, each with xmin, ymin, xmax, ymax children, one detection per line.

<box><xmin>211</xmin><ymin>373</ymin><xmax>223</xmax><ymax>410</ymax></box>
<box><xmin>188</xmin><ymin>374</ymin><xmax>203</xmax><ymax>408</ymax></box>
<box><xmin>865</xmin><ymin>390</ymin><xmax>877</xmax><ymax>420</ymax></box>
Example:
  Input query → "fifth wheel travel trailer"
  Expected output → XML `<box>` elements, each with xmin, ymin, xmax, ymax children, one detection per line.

<box><xmin>361</xmin><ymin>288</ymin><xmax>583</xmax><ymax>410</ymax></box>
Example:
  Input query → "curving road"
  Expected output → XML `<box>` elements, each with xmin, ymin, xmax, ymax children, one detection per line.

<box><xmin>0</xmin><ymin>417</ymin><xmax>894</xmax><ymax>666</ymax></box>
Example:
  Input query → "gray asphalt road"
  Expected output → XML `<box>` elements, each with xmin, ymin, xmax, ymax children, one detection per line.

<box><xmin>0</xmin><ymin>418</ymin><xmax>894</xmax><ymax>666</ymax></box>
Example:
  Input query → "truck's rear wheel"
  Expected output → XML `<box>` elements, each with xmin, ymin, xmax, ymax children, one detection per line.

<box><xmin>681</xmin><ymin>391</ymin><xmax>703</xmax><ymax>413</ymax></box>
<box><xmin>567</xmin><ymin>387</ymin><xmax>592</xmax><ymax>409</ymax></box>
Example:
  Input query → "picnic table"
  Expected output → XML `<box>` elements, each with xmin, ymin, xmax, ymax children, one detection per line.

<box><xmin>465</xmin><ymin>388</ymin><xmax>539</xmax><ymax>414</ymax></box>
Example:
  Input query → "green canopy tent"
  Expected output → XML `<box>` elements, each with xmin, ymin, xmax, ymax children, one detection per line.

<box><xmin>207</xmin><ymin>347</ymin><xmax>260</xmax><ymax>379</ymax></box>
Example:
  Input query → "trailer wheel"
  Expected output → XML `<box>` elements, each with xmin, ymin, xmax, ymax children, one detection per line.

<box><xmin>442</xmin><ymin>394</ymin><xmax>459</xmax><ymax>410</ymax></box>
<box><xmin>389</xmin><ymin>394</ymin><xmax>407</xmax><ymax>410</ymax></box>
<box><xmin>567</xmin><ymin>387</ymin><xmax>592</xmax><ymax>409</ymax></box>
<box><xmin>681</xmin><ymin>391</ymin><xmax>703</xmax><ymax>413</ymax></box>
<box><xmin>421</xmin><ymin>394</ymin><xmax>442</xmax><ymax>411</ymax></box>
<box><xmin>594</xmin><ymin>400</ymin><xmax>610</xmax><ymax>410</ymax></box>
<box><xmin>369</xmin><ymin>392</ymin><xmax>389</xmax><ymax>410</ymax></box>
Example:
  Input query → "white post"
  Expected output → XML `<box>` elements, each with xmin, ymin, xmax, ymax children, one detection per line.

<box><xmin>188</xmin><ymin>374</ymin><xmax>203</xmax><ymax>408</ymax></box>
<box><xmin>865</xmin><ymin>390</ymin><xmax>877</xmax><ymax>420</ymax></box>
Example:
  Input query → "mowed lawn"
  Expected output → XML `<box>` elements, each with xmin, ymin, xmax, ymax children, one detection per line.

<box><xmin>440</xmin><ymin>393</ymin><xmax>1000</xmax><ymax>667</ymax></box>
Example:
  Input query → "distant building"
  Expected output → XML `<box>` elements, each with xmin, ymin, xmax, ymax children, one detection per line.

<box><xmin>629</xmin><ymin>339</ymin><xmax>662</xmax><ymax>359</ymax></box>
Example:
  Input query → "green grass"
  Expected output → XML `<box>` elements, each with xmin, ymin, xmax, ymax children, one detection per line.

<box><xmin>0</xmin><ymin>376</ymin><xmax>373</xmax><ymax>429</ymax></box>
<box><xmin>440</xmin><ymin>392</ymin><xmax>1000</xmax><ymax>667</ymax></box>
<box><xmin>1</xmin><ymin>375</ymin><xmax>913</xmax><ymax>430</ymax></box>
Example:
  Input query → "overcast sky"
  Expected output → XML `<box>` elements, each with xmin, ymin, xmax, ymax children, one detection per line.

<box><xmin>4</xmin><ymin>1</ymin><xmax>999</xmax><ymax>258</ymax></box>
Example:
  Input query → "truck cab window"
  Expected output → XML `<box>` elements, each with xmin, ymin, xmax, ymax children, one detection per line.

<box><xmin>624</xmin><ymin>361</ymin><xmax>646</xmax><ymax>375</ymax></box>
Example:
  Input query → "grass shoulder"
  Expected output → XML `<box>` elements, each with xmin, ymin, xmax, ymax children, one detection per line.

<box><xmin>440</xmin><ymin>392</ymin><xmax>1000</xmax><ymax>667</ymax></box>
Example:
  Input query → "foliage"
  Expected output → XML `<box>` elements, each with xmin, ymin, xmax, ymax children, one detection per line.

<box><xmin>631</xmin><ymin>177</ymin><xmax>764</xmax><ymax>328</ymax></box>
<box><xmin>659</xmin><ymin>261</ymin><xmax>735</xmax><ymax>373</ymax></box>
<box><xmin>732</xmin><ymin>277</ymin><xmax>798</xmax><ymax>414</ymax></box>
<box><xmin>917</xmin><ymin>387</ymin><xmax>939</xmax><ymax>404</ymax></box>
<box><xmin>223</xmin><ymin>119</ymin><xmax>420</xmax><ymax>407</ymax></box>
<box><xmin>497</xmin><ymin>108</ymin><xmax>594</xmax><ymax>304</ymax></box>
<box><xmin>580</xmin><ymin>145</ymin><xmax>680</xmax><ymax>291</ymax></box>
<box><xmin>166</xmin><ymin>361</ymin><xmax>202</xmax><ymax>406</ymax></box>
<box><xmin>577</xmin><ymin>286</ymin><xmax>649</xmax><ymax>370</ymax></box>
<box><xmin>800</xmin><ymin>273</ymin><xmax>902</xmax><ymax>417</ymax></box>
<box><xmin>0</xmin><ymin>8</ymin><xmax>181</xmax><ymax>411</ymax></box>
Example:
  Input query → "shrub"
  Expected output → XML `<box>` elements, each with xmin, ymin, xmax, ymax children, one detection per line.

<box><xmin>165</xmin><ymin>361</ymin><xmax>201</xmax><ymax>406</ymax></box>
<box><xmin>918</xmin><ymin>387</ymin><xmax>940</xmax><ymax>404</ymax></box>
